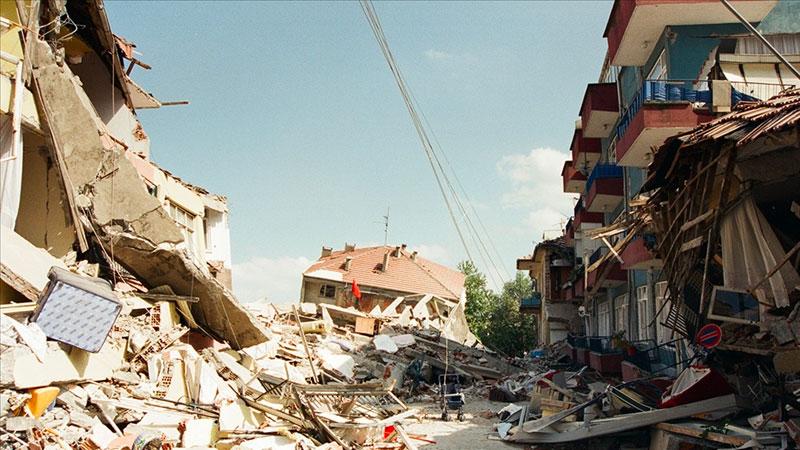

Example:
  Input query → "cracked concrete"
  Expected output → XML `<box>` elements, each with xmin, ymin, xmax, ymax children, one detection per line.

<box><xmin>30</xmin><ymin>39</ymin><xmax>269</xmax><ymax>348</ymax></box>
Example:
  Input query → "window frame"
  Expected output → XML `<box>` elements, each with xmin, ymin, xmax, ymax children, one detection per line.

<box><xmin>319</xmin><ymin>284</ymin><xmax>336</xmax><ymax>299</ymax></box>
<box><xmin>614</xmin><ymin>294</ymin><xmax>629</xmax><ymax>336</ymax></box>
<box><xmin>637</xmin><ymin>285</ymin><xmax>652</xmax><ymax>340</ymax></box>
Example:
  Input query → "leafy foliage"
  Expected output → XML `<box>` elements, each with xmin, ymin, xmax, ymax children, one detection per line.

<box><xmin>459</xmin><ymin>262</ymin><xmax>538</xmax><ymax>357</ymax></box>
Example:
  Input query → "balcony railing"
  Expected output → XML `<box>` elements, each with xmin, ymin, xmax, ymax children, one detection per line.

<box><xmin>520</xmin><ymin>292</ymin><xmax>542</xmax><ymax>308</ymax></box>
<box><xmin>585</xmin><ymin>163</ymin><xmax>623</xmax><ymax>195</ymax></box>
<box><xmin>616</xmin><ymin>79</ymin><xmax>793</xmax><ymax>144</ymax></box>
<box><xmin>588</xmin><ymin>336</ymin><xmax>620</xmax><ymax>354</ymax></box>
<box><xmin>616</xmin><ymin>80</ymin><xmax>710</xmax><ymax>141</ymax></box>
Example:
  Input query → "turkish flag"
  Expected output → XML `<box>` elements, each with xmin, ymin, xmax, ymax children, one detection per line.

<box><xmin>351</xmin><ymin>279</ymin><xmax>362</xmax><ymax>300</ymax></box>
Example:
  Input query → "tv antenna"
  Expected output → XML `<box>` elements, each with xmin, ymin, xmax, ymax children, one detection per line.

<box><xmin>375</xmin><ymin>207</ymin><xmax>390</xmax><ymax>246</ymax></box>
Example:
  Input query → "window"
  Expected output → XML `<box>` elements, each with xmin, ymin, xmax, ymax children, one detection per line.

<box><xmin>598</xmin><ymin>302</ymin><xmax>611</xmax><ymax>336</ymax></box>
<box><xmin>654</xmin><ymin>281</ymin><xmax>671</xmax><ymax>343</ymax></box>
<box><xmin>648</xmin><ymin>49</ymin><xmax>667</xmax><ymax>81</ymax></box>
<box><xmin>166</xmin><ymin>200</ymin><xmax>197</xmax><ymax>255</ymax></box>
<box><xmin>637</xmin><ymin>285</ymin><xmax>652</xmax><ymax>341</ymax></box>
<box><xmin>145</xmin><ymin>181</ymin><xmax>158</xmax><ymax>198</ymax></box>
<box><xmin>708</xmin><ymin>286</ymin><xmax>760</xmax><ymax>325</ymax></box>
<box><xmin>614</xmin><ymin>294</ymin><xmax>628</xmax><ymax>336</ymax></box>
<box><xmin>319</xmin><ymin>284</ymin><xmax>335</xmax><ymax>299</ymax></box>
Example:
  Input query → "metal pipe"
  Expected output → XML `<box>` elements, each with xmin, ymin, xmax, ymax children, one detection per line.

<box><xmin>720</xmin><ymin>0</ymin><xmax>800</xmax><ymax>79</ymax></box>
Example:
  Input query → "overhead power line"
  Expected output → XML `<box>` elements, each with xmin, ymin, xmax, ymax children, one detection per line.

<box><xmin>359</xmin><ymin>0</ymin><xmax>510</xmax><ymax>288</ymax></box>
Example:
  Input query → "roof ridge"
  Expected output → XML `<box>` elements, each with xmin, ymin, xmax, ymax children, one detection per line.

<box><xmin>404</xmin><ymin>250</ymin><xmax>460</xmax><ymax>299</ymax></box>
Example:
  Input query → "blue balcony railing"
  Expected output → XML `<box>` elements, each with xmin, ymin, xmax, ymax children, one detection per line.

<box><xmin>616</xmin><ymin>80</ymin><xmax>711</xmax><ymax>141</ymax></box>
<box><xmin>615</xmin><ymin>79</ymin><xmax>789</xmax><ymax>144</ymax></box>
<box><xmin>585</xmin><ymin>163</ymin><xmax>623</xmax><ymax>195</ymax></box>
<box><xmin>520</xmin><ymin>292</ymin><xmax>542</xmax><ymax>308</ymax></box>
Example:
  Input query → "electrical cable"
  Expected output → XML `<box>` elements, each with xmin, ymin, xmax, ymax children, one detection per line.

<box><xmin>360</xmin><ymin>0</ymin><xmax>512</xmax><ymax>289</ymax></box>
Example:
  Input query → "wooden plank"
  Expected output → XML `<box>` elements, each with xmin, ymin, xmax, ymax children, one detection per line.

<box><xmin>654</xmin><ymin>422</ymin><xmax>749</xmax><ymax>446</ymax></box>
<box><xmin>395</xmin><ymin>424</ymin><xmax>419</xmax><ymax>450</ymax></box>
<box><xmin>679</xmin><ymin>209</ymin><xmax>716</xmax><ymax>232</ymax></box>
<box><xmin>521</xmin><ymin>394</ymin><xmax>605</xmax><ymax>433</ymax></box>
<box><xmin>511</xmin><ymin>395</ymin><xmax>737</xmax><ymax>444</ymax></box>
<box><xmin>680</xmin><ymin>236</ymin><xmax>704</xmax><ymax>253</ymax></box>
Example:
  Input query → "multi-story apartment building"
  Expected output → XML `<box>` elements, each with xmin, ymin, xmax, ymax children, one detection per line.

<box><xmin>523</xmin><ymin>0</ymin><xmax>799</xmax><ymax>378</ymax></box>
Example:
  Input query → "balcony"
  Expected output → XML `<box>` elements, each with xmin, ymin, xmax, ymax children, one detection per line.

<box><xmin>579</xmin><ymin>83</ymin><xmax>620</xmax><ymax>138</ymax></box>
<box><xmin>604</xmin><ymin>0</ymin><xmax>778</xmax><ymax>67</ymax></box>
<box><xmin>585</xmin><ymin>164</ymin><xmax>624</xmax><ymax>213</ymax></box>
<box><xmin>562</xmin><ymin>160</ymin><xmax>587</xmax><ymax>194</ymax></box>
<box><xmin>570</xmin><ymin>129</ymin><xmax>602</xmax><ymax>172</ymax></box>
<box><xmin>520</xmin><ymin>292</ymin><xmax>542</xmax><ymax>310</ymax></box>
<box><xmin>615</xmin><ymin>80</ymin><xmax>716</xmax><ymax>167</ymax></box>
<box><xmin>573</xmin><ymin>197</ymin><xmax>604</xmax><ymax>230</ymax></box>
<box><xmin>621</xmin><ymin>234</ymin><xmax>662</xmax><ymax>270</ymax></box>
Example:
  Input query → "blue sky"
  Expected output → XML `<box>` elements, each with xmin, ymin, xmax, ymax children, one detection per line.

<box><xmin>105</xmin><ymin>1</ymin><xmax>611</xmax><ymax>302</ymax></box>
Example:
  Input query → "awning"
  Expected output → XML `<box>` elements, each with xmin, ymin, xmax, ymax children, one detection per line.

<box><xmin>719</xmin><ymin>55</ymin><xmax>800</xmax><ymax>100</ymax></box>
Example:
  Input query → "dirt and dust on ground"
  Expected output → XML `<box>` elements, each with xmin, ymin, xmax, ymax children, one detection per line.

<box><xmin>404</xmin><ymin>399</ymin><xmax>525</xmax><ymax>450</ymax></box>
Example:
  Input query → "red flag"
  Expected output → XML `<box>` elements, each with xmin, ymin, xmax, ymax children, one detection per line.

<box><xmin>351</xmin><ymin>279</ymin><xmax>362</xmax><ymax>300</ymax></box>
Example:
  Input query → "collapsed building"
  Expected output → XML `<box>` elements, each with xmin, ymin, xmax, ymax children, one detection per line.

<box><xmin>301</xmin><ymin>244</ymin><xmax>465</xmax><ymax>314</ymax></box>
<box><xmin>0</xmin><ymin>0</ymin><xmax>266</xmax><ymax>347</ymax></box>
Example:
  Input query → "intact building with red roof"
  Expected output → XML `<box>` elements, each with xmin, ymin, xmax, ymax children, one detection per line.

<box><xmin>300</xmin><ymin>244</ymin><xmax>465</xmax><ymax>312</ymax></box>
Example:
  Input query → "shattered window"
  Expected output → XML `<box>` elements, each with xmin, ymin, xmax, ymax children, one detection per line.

<box><xmin>319</xmin><ymin>284</ymin><xmax>336</xmax><ymax>298</ymax></box>
<box><xmin>709</xmin><ymin>287</ymin><xmax>760</xmax><ymax>324</ymax></box>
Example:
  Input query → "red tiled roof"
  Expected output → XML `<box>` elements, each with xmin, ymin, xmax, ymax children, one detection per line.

<box><xmin>303</xmin><ymin>246</ymin><xmax>465</xmax><ymax>300</ymax></box>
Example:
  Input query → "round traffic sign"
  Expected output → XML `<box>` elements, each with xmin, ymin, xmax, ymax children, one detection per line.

<box><xmin>696</xmin><ymin>323</ymin><xmax>722</xmax><ymax>349</ymax></box>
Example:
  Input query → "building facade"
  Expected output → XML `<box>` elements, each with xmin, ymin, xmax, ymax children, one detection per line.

<box><xmin>523</xmin><ymin>0</ymin><xmax>799</xmax><ymax>377</ymax></box>
<box><xmin>0</xmin><ymin>0</ymin><xmax>260</xmax><ymax>347</ymax></box>
<box><xmin>301</xmin><ymin>244</ymin><xmax>465</xmax><ymax>312</ymax></box>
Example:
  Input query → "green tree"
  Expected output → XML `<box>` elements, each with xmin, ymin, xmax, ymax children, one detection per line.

<box><xmin>458</xmin><ymin>260</ymin><xmax>495</xmax><ymax>338</ymax></box>
<box><xmin>458</xmin><ymin>263</ymin><xmax>538</xmax><ymax>357</ymax></box>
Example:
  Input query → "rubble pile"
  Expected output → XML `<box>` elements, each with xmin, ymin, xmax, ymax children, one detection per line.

<box><xmin>486</xmin><ymin>343</ymin><xmax>800</xmax><ymax>449</ymax></box>
<box><xmin>0</xmin><ymin>266</ymin><xmax>520</xmax><ymax>449</ymax></box>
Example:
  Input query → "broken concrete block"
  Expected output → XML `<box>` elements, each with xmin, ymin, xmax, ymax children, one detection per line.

<box><xmin>391</xmin><ymin>334</ymin><xmax>416</xmax><ymax>348</ymax></box>
<box><xmin>219</xmin><ymin>399</ymin><xmax>262</xmax><ymax>433</ymax></box>
<box><xmin>5</xmin><ymin>416</ymin><xmax>36</xmax><ymax>432</ymax></box>
<box><xmin>373</xmin><ymin>334</ymin><xmax>398</xmax><ymax>353</ymax></box>
<box><xmin>299</xmin><ymin>303</ymin><xmax>317</xmax><ymax>316</ymax></box>
<box><xmin>241</xmin><ymin>339</ymin><xmax>279</xmax><ymax>361</ymax></box>
<box><xmin>8</xmin><ymin>340</ymin><xmax>124</xmax><ymax>389</ymax></box>
<box><xmin>57</xmin><ymin>384</ymin><xmax>88</xmax><ymax>410</ymax></box>
<box><xmin>232</xmin><ymin>435</ymin><xmax>297</xmax><ymax>450</ymax></box>
<box><xmin>182</xmin><ymin>418</ymin><xmax>218</xmax><ymax>447</ymax></box>
<box><xmin>89</xmin><ymin>417</ymin><xmax>117</xmax><ymax>449</ymax></box>
<box><xmin>317</xmin><ymin>348</ymin><xmax>355</xmax><ymax>379</ymax></box>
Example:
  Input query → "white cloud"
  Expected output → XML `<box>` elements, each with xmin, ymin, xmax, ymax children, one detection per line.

<box><xmin>524</xmin><ymin>208</ymin><xmax>570</xmax><ymax>241</ymax></box>
<box><xmin>424</xmin><ymin>49</ymin><xmax>453</xmax><ymax>60</ymax></box>
<box><xmin>497</xmin><ymin>147</ymin><xmax>574</xmax><ymax>242</ymax></box>
<box><xmin>232</xmin><ymin>256</ymin><xmax>311</xmax><ymax>304</ymax></box>
<box><xmin>496</xmin><ymin>147</ymin><xmax>571</xmax><ymax>210</ymax></box>
<box><xmin>410</xmin><ymin>243</ymin><xmax>453</xmax><ymax>266</ymax></box>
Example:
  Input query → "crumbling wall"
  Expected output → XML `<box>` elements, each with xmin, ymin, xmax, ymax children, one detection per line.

<box><xmin>29</xmin><ymin>39</ymin><xmax>269</xmax><ymax>348</ymax></box>
<box><xmin>14</xmin><ymin>133</ymin><xmax>75</xmax><ymax>257</ymax></box>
